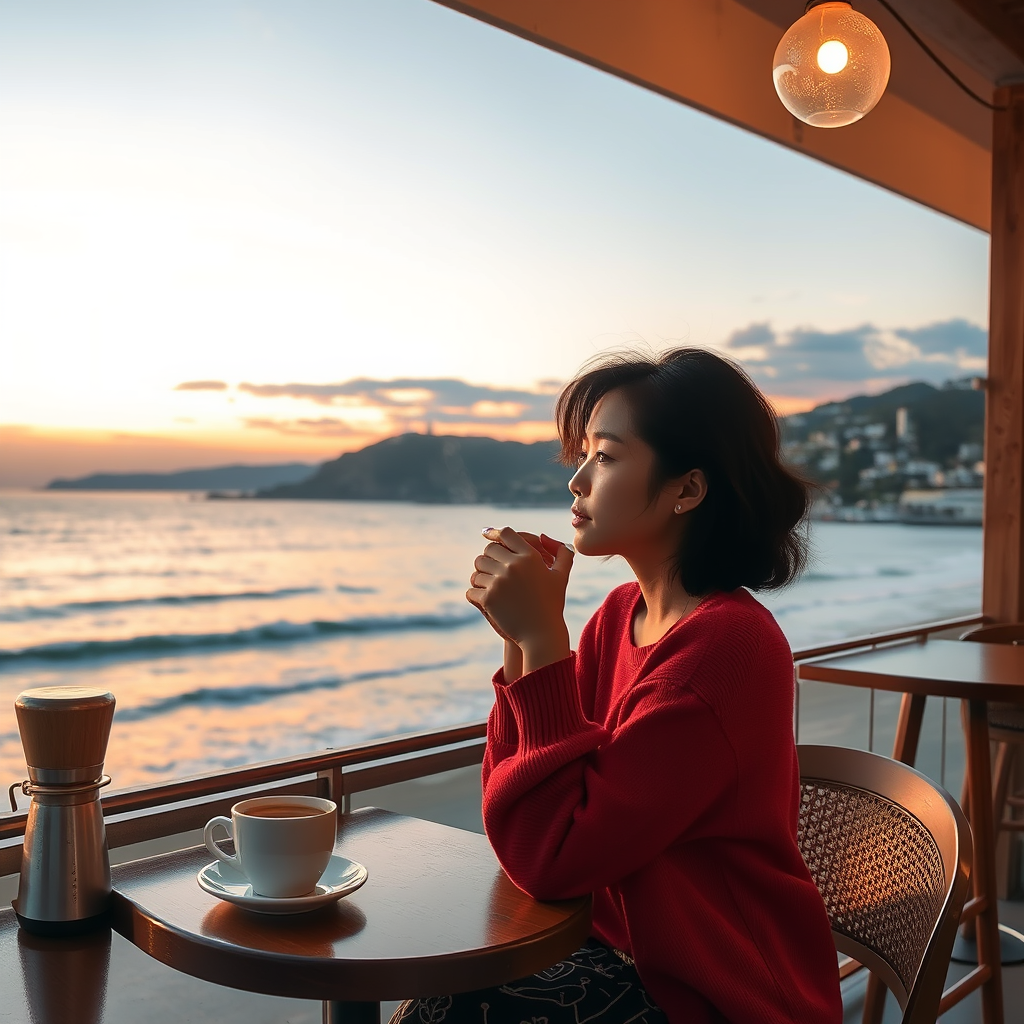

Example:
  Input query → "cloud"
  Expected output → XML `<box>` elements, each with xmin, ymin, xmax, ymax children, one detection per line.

<box><xmin>237</xmin><ymin>377</ymin><xmax>558</xmax><ymax>428</ymax></box>
<box><xmin>242</xmin><ymin>417</ymin><xmax>358</xmax><ymax>437</ymax></box>
<box><xmin>894</xmin><ymin>319</ymin><xmax>987</xmax><ymax>358</ymax></box>
<box><xmin>720</xmin><ymin>317</ymin><xmax>987</xmax><ymax>396</ymax></box>
<box><xmin>175</xmin><ymin>380</ymin><xmax>228</xmax><ymax>391</ymax></box>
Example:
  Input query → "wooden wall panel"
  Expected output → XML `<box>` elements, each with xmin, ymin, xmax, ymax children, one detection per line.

<box><xmin>983</xmin><ymin>85</ymin><xmax>1024</xmax><ymax>622</ymax></box>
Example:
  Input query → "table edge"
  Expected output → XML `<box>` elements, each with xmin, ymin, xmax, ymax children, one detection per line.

<box><xmin>110</xmin><ymin>879</ymin><xmax>592</xmax><ymax>1001</ymax></box>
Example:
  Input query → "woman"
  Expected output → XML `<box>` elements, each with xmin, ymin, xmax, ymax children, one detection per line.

<box><xmin>392</xmin><ymin>348</ymin><xmax>842</xmax><ymax>1024</ymax></box>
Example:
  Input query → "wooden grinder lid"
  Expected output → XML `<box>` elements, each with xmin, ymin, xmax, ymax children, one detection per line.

<box><xmin>15</xmin><ymin>687</ymin><xmax>116</xmax><ymax>771</ymax></box>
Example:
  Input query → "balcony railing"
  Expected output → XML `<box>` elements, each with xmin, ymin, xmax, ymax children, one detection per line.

<box><xmin>0</xmin><ymin>611</ymin><xmax>985</xmax><ymax>881</ymax></box>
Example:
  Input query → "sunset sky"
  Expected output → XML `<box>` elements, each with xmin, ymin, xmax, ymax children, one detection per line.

<box><xmin>0</xmin><ymin>0</ymin><xmax>989</xmax><ymax>487</ymax></box>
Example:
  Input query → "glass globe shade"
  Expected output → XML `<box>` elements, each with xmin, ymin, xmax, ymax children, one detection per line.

<box><xmin>773</xmin><ymin>2</ymin><xmax>890</xmax><ymax>128</ymax></box>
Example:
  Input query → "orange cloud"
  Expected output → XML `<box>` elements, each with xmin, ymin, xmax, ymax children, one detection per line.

<box><xmin>174</xmin><ymin>380</ymin><xmax>228</xmax><ymax>391</ymax></box>
<box><xmin>0</xmin><ymin>425</ymin><xmax>337</xmax><ymax>489</ymax></box>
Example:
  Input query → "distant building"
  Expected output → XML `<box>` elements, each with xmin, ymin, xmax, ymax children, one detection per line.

<box><xmin>898</xmin><ymin>489</ymin><xmax>982</xmax><ymax>526</ymax></box>
<box><xmin>904</xmin><ymin>459</ymin><xmax>942</xmax><ymax>481</ymax></box>
<box><xmin>896</xmin><ymin>407</ymin><xmax>910</xmax><ymax>441</ymax></box>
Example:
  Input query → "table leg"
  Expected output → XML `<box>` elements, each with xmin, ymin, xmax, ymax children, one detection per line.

<box><xmin>965</xmin><ymin>698</ymin><xmax>1005</xmax><ymax>1024</ymax></box>
<box><xmin>862</xmin><ymin>693</ymin><xmax>928</xmax><ymax>1024</ymax></box>
<box><xmin>323</xmin><ymin>1001</ymin><xmax>381</xmax><ymax>1024</ymax></box>
<box><xmin>892</xmin><ymin>692</ymin><xmax>926</xmax><ymax>765</ymax></box>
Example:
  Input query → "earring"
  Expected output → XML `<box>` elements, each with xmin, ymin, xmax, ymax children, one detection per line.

<box><xmin>674</xmin><ymin>504</ymin><xmax>682</xmax><ymax>513</ymax></box>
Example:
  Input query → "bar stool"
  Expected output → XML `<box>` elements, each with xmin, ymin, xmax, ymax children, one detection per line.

<box><xmin>960</xmin><ymin>623</ymin><xmax>1024</xmax><ymax>894</ymax></box>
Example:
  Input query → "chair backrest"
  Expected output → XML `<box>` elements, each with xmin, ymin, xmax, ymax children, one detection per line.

<box><xmin>960</xmin><ymin>622</ymin><xmax>1024</xmax><ymax>645</ymax></box>
<box><xmin>797</xmin><ymin>745</ymin><xmax>972</xmax><ymax>1024</ymax></box>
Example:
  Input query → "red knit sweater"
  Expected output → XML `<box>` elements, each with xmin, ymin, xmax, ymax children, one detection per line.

<box><xmin>482</xmin><ymin>583</ymin><xmax>842</xmax><ymax>1024</ymax></box>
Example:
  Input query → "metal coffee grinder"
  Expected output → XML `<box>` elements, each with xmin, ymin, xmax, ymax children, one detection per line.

<box><xmin>10</xmin><ymin>686</ymin><xmax>115</xmax><ymax>935</ymax></box>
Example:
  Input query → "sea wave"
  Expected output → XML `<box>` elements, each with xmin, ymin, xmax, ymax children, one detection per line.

<box><xmin>768</xmin><ymin>576</ymin><xmax>978</xmax><ymax>619</ymax></box>
<box><xmin>0</xmin><ymin>585</ymin><xmax>329</xmax><ymax>622</ymax></box>
<box><xmin>800</xmin><ymin>567</ymin><xmax>913</xmax><ymax>582</ymax></box>
<box><xmin>0</xmin><ymin>610</ymin><xmax>481</xmax><ymax>664</ymax></box>
<box><xmin>115</xmin><ymin>657</ymin><xmax>468</xmax><ymax>722</ymax></box>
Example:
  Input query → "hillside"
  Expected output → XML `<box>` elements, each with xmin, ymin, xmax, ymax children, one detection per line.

<box><xmin>42</xmin><ymin>380</ymin><xmax>984</xmax><ymax>506</ymax></box>
<box><xmin>46</xmin><ymin>462</ymin><xmax>317</xmax><ymax>492</ymax></box>
<box><xmin>781</xmin><ymin>378</ymin><xmax>985</xmax><ymax>503</ymax></box>
<box><xmin>782</xmin><ymin>380</ymin><xmax>984</xmax><ymax>463</ymax></box>
<box><xmin>259</xmin><ymin>434</ymin><xmax>570</xmax><ymax>505</ymax></box>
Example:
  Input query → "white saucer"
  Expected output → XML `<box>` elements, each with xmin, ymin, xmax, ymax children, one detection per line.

<box><xmin>197</xmin><ymin>854</ymin><xmax>368</xmax><ymax>915</ymax></box>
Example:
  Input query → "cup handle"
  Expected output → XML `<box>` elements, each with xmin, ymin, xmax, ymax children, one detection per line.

<box><xmin>204</xmin><ymin>816</ymin><xmax>241</xmax><ymax>869</ymax></box>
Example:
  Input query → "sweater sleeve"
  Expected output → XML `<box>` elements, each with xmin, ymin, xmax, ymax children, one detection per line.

<box><xmin>482</xmin><ymin>659</ymin><xmax>738</xmax><ymax>901</ymax></box>
<box><xmin>482</xmin><ymin>667</ymin><xmax>520</xmax><ymax>791</ymax></box>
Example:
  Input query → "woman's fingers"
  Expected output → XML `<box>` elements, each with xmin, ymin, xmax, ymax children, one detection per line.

<box><xmin>481</xmin><ymin>526</ymin><xmax>532</xmax><ymax>555</ymax></box>
<box><xmin>482</xmin><ymin>542</ymin><xmax>515</xmax><ymax>566</ymax></box>
<box><xmin>519</xmin><ymin>532</ymin><xmax>556</xmax><ymax>566</ymax></box>
<box><xmin>540</xmin><ymin>533</ymin><xmax>571</xmax><ymax>554</ymax></box>
<box><xmin>470</xmin><ymin>525</ymin><xmax>571</xmax><ymax>648</ymax></box>
<box><xmin>474</xmin><ymin>553</ymin><xmax>503</xmax><ymax>574</ymax></box>
<box><xmin>465</xmin><ymin>585</ymin><xmax>514</xmax><ymax>642</ymax></box>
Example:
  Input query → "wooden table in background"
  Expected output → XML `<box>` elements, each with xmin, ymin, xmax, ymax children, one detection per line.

<box><xmin>800</xmin><ymin>638</ymin><xmax>1024</xmax><ymax>1024</ymax></box>
<box><xmin>109</xmin><ymin>807</ymin><xmax>592</xmax><ymax>1024</ymax></box>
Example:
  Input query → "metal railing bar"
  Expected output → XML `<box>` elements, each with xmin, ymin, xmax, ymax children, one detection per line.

<box><xmin>0</xmin><ymin>739</ymin><xmax>488</xmax><ymax>851</ymax></box>
<box><xmin>0</xmin><ymin>612</ymin><xmax>984</xmax><ymax>857</ymax></box>
<box><xmin>95</xmin><ymin>722</ymin><xmax>486</xmax><ymax>816</ymax></box>
<box><xmin>868</xmin><ymin>689</ymin><xmax>875</xmax><ymax>753</ymax></box>
<box><xmin>791</xmin><ymin>613</ymin><xmax>983</xmax><ymax>664</ymax></box>
<box><xmin>0</xmin><ymin>726</ymin><xmax>486</xmax><ymax>844</ymax></box>
<box><xmin>941</xmin><ymin>697</ymin><xmax>948</xmax><ymax>788</ymax></box>
<box><xmin>342</xmin><ymin>740</ymin><xmax>486</xmax><ymax>795</ymax></box>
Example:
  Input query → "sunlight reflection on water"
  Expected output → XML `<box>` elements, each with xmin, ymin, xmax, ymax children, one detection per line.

<box><xmin>0</xmin><ymin>493</ymin><xmax>981</xmax><ymax>790</ymax></box>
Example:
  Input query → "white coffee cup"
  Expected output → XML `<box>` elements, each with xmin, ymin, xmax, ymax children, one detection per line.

<box><xmin>203</xmin><ymin>795</ymin><xmax>337</xmax><ymax>898</ymax></box>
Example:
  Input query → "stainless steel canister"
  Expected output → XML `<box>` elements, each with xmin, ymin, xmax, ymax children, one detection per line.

<box><xmin>11</xmin><ymin>687</ymin><xmax>115</xmax><ymax>935</ymax></box>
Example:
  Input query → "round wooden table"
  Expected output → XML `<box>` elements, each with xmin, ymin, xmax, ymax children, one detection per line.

<box><xmin>109</xmin><ymin>807</ymin><xmax>592</xmax><ymax>1024</ymax></box>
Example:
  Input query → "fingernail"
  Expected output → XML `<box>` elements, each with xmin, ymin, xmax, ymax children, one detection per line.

<box><xmin>565</xmin><ymin>543</ymin><xmax>575</xmax><ymax>553</ymax></box>
<box><xmin>481</xmin><ymin>526</ymin><xmax>495</xmax><ymax>535</ymax></box>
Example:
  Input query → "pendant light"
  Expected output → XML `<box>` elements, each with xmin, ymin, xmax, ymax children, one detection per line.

<box><xmin>773</xmin><ymin>1</ymin><xmax>891</xmax><ymax>128</ymax></box>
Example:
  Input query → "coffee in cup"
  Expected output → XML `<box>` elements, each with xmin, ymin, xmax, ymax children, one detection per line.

<box><xmin>203</xmin><ymin>795</ymin><xmax>337</xmax><ymax>898</ymax></box>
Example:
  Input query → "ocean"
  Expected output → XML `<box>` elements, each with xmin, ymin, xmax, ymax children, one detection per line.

<box><xmin>0</xmin><ymin>491</ymin><xmax>983</xmax><ymax>794</ymax></box>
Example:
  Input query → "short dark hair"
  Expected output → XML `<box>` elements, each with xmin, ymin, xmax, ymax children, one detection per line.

<box><xmin>554</xmin><ymin>347</ymin><xmax>810</xmax><ymax>593</ymax></box>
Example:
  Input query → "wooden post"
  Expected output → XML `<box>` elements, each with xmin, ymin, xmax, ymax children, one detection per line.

<box><xmin>984</xmin><ymin>85</ymin><xmax>1024</xmax><ymax>624</ymax></box>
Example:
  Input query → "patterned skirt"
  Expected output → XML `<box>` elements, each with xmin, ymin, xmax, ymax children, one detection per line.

<box><xmin>389</xmin><ymin>940</ymin><xmax>669</xmax><ymax>1024</ymax></box>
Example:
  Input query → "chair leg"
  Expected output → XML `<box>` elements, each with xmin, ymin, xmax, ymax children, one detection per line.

<box><xmin>861</xmin><ymin>693</ymin><xmax>925</xmax><ymax>1024</ymax></box>
<box><xmin>997</xmin><ymin>743</ymin><xmax>1023</xmax><ymax>896</ymax></box>
<box><xmin>992</xmin><ymin>742</ymin><xmax>1012</xmax><ymax>828</ymax></box>
<box><xmin>993</xmin><ymin>742</ymin><xmax>1014</xmax><ymax>898</ymax></box>
<box><xmin>965</xmin><ymin>699</ymin><xmax>1005</xmax><ymax>1024</ymax></box>
<box><xmin>959</xmin><ymin>705</ymin><xmax>975</xmax><ymax>941</ymax></box>
<box><xmin>960</xmin><ymin>699</ymin><xmax>972</xmax><ymax>819</ymax></box>
<box><xmin>861</xmin><ymin>973</ymin><xmax>887</xmax><ymax>1024</ymax></box>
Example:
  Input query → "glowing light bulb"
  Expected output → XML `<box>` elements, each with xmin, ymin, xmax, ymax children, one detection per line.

<box><xmin>773</xmin><ymin>2</ymin><xmax>890</xmax><ymax>128</ymax></box>
<box><xmin>817</xmin><ymin>40</ymin><xmax>849</xmax><ymax>74</ymax></box>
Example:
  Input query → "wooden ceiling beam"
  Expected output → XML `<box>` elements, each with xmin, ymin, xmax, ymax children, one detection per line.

<box><xmin>432</xmin><ymin>0</ymin><xmax>991</xmax><ymax>229</ymax></box>
<box><xmin>949</xmin><ymin>0</ymin><xmax>1024</xmax><ymax>72</ymax></box>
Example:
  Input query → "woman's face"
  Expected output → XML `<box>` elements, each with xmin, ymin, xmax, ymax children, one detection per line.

<box><xmin>567</xmin><ymin>389</ymin><xmax>701</xmax><ymax>560</ymax></box>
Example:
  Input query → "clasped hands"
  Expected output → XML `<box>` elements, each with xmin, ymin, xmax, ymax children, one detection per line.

<box><xmin>466</xmin><ymin>526</ymin><xmax>574</xmax><ymax>676</ymax></box>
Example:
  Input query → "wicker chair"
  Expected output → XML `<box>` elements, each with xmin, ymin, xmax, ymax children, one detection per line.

<box><xmin>960</xmin><ymin>624</ymin><xmax>1024</xmax><ymax>885</ymax></box>
<box><xmin>797</xmin><ymin>745</ymin><xmax>972</xmax><ymax>1024</ymax></box>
